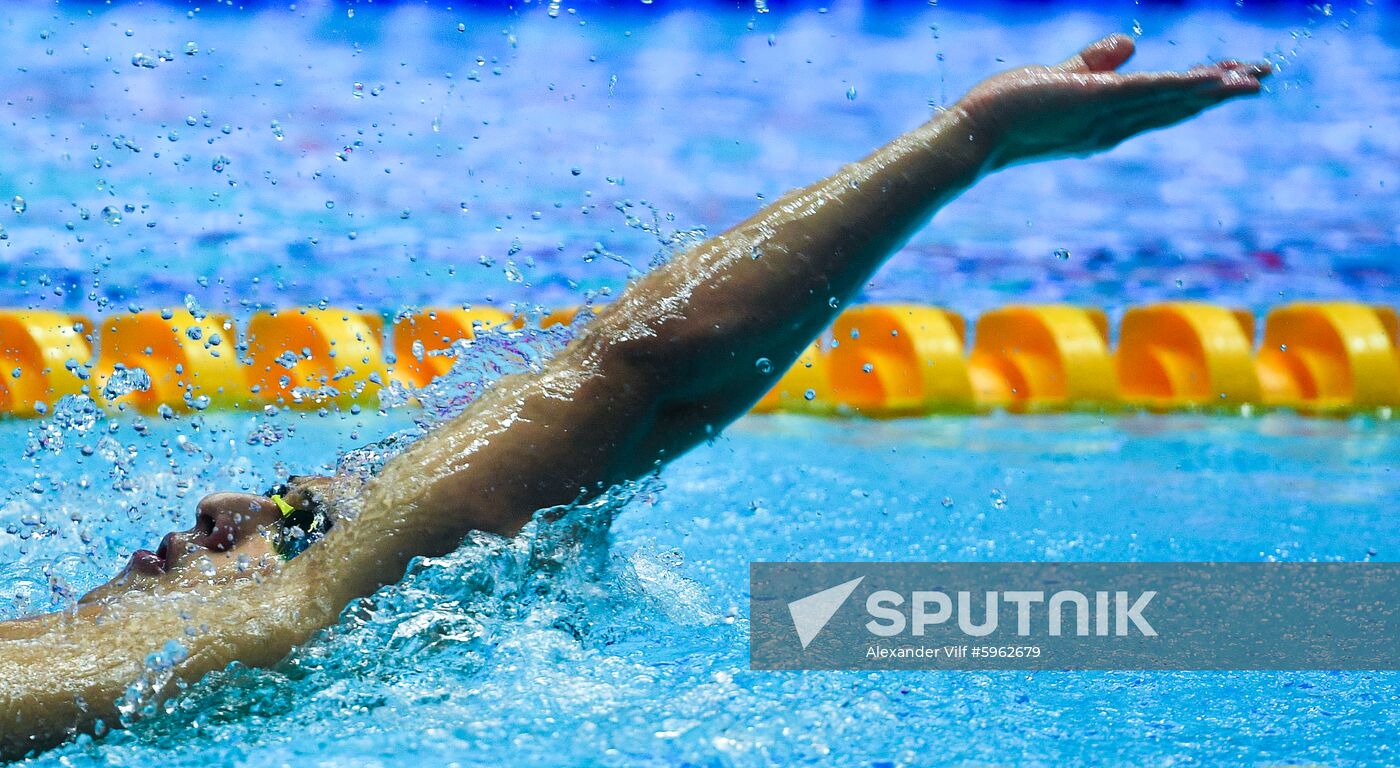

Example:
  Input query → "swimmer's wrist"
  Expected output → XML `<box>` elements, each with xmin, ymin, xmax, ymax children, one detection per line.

<box><xmin>912</xmin><ymin>104</ymin><xmax>1001</xmax><ymax>183</ymax></box>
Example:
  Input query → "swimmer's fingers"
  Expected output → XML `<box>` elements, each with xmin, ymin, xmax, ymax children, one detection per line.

<box><xmin>1058</xmin><ymin>33</ymin><xmax>1136</xmax><ymax>73</ymax></box>
<box><xmin>1105</xmin><ymin>62</ymin><xmax>1271</xmax><ymax>101</ymax></box>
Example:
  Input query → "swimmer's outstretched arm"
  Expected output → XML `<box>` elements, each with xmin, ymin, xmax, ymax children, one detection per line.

<box><xmin>0</xmin><ymin>35</ymin><xmax>1269</xmax><ymax>759</ymax></box>
<box><xmin>367</xmin><ymin>34</ymin><xmax>1270</xmax><ymax>562</ymax></box>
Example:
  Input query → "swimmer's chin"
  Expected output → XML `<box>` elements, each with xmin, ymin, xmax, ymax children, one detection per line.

<box><xmin>78</xmin><ymin>551</ymin><xmax>285</xmax><ymax>607</ymax></box>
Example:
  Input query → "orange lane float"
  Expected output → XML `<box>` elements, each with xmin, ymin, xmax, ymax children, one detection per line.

<box><xmin>1255</xmin><ymin>302</ymin><xmax>1400</xmax><ymax>413</ymax></box>
<box><xmin>391</xmin><ymin>307</ymin><xmax>518</xmax><ymax>388</ymax></box>
<box><xmin>968</xmin><ymin>304</ymin><xmax>1118</xmax><ymax>411</ymax></box>
<box><xmin>1116</xmin><ymin>302</ymin><xmax>1261</xmax><ymax>410</ymax></box>
<box><xmin>245</xmin><ymin>308</ymin><xmax>388</xmax><ymax>408</ymax></box>
<box><xmin>827</xmin><ymin>304</ymin><xmax>973</xmax><ymax>416</ymax></box>
<box><xmin>94</xmin><ymin>310</ymin><xmax>247</xmax><ymax>413</ymax></box>
<box><xmin>0</xmin><ymin>311</ymin><xmax>92</xmax><ymax>417</ymax></box>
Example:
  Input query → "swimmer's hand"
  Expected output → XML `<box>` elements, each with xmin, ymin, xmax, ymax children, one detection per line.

<box><xmin>958</xmin><ymin>34</ymin><xmax>1271</xmax><ymax>171</ymax></box>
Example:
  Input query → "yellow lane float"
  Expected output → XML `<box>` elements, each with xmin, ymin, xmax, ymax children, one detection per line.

<box><xmin>3</xmin><ymin>302</ymin><xmax>1398</xmax><ymax>418</ymax></box>
<box><xmin>391</xmin><ymin>307</ymin><xmax>517</xmax><ymax>388</ymax></box>
<box><xmin>245</xmin><ymin>309</ymin><xmax>388</xmax><ymax>408</ymax></box>
<box><xmin>752</xmin><ymin>342</ymin><xmax>834</xmax><ymax>415</ymax></box>
<box><xmin>94</xmin><ymin>310</ymin><xmax>247</xmax><ymax>413</ymax></box>
<box><xmin>969</xmin><ymin>305</ymin><xmax>1118</xmax><ymax>411</ymax></box>
<box><xmin>540</xmin><ymin>306</ymin><xmax>582</xmax><ymax>329</ymax></box>
<box><xmin>0</xmin><ymin>311</ymin><xmax>92</xmax><ymax>417</ymax></box>
<box><xmin>828</xmin><ymin>304</ymin><xmax>973</xmax><ymax>416</ymax></box>
<box><xmin>1116</xmin><ymin>302</ymin><xmax>1261</xmax><ymax>410</ymax></box>
<box><xmin>1256</xmin><ymin>302</ymin><xmax>1400</xmax><ymax>412</ymax></box>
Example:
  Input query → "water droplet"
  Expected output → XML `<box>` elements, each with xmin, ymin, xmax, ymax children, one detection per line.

<box><xmin>846</xmin><ymin>86</ymin><xmax>857</xmax><ymax>101</ymax></box>
<box><xmin>803</xmin><ymin>388</ymin><xmax>816</xmax><ymax>401</ymax></box>
<box><xmin>755</xmin><ymin>357</ymin><xmax>773</xmax><ymax>374</ymax></box>
<box><xmin>941</xmin><ymin>496</ymin><xmax>954</xmax><ymax>508</ymax></box>
<box><xmin>102</xmin><ymin>366</ymin><xmax>152</xmax><ymax>400</ymax></box>
<box><xmin>1054</xmin><ymin>248</ymin><xmax>1071</xmax><ymax>260</ymax></box>
<box><xmin>457</xmin><ymin>22</ymin><xmax>467</xmax><ymax>32</ymax></box>
<box><xmin>131</xmin><ymin>52</ymin><xmax>159</xmax><ymax>69</ymax></box>
<box><xmin>183</xmin><ymin>41</ymin><xmax>198</xmax><ymax>55</ymax></box>
<box><xmin>211</xmin><ymin>155</ymin><xmax>230</xmax><ymax>173</ymax></box>
<box><xmin>862</xmin><ymin>363</ymin><xmax>874</xmax><ymax>374</ymax></box>
<box><xmin>352</xmin><ymin>82</ymin><xmax>365</xmax><ymax>98</ymax></box>
<box><xmin>827</xmin><ymin>297</ymin><xmax>839</xmax><ymax>308</ymax></box>
<box><xmin>11</xmin><ymin>196</ymin><xmax>26</xmax><ymax>213</ymax></box>
<box><xmin>270</xmin><ymin>120</ymin><xmax>284</xmax><ymax>141</ymax></box>
<box><xmin>101</xmin><ymin>205</ymin><xmax>122</xmax><ymax>225</ymax></box>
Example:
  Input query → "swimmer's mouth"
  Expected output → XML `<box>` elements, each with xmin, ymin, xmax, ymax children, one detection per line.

<box><xmin>130</xmin><ymin>532</ymin><xmax>178</xmax><ymax>575</ymax></box>
<box><xmin>129</xmin><ymin>548</ymin><xmax>166</xmax><ymax>575</ymax></box>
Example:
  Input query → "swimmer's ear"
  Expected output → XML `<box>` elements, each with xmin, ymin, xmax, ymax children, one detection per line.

<box><xmin>1058</xmin><ymin>33</ymin><xmax>1136</xmax><ymax>74</ymax></box>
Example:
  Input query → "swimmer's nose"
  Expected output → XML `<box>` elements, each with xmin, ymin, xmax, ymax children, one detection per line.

<box><xmin>190</xmin><ymin>492</ymin><xmax>282</xmax><ymax>553</ymax></box>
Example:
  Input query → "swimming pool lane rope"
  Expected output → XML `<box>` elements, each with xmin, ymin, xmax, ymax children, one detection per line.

<box><xmin>0</xmin><ymin>301</ymin><xmax>1395</xmax><ymax>418</ymax></box>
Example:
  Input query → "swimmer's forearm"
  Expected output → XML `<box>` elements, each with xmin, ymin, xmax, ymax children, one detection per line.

<box><xmin>582</xmin><ymin>107</ymin><xmax>992</xmax><ymax>438</ymax></box>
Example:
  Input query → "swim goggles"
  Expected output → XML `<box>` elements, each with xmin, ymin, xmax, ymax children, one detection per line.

<box><xmin>265</xmin><ymin>477</ymin><xmax>333</xmax><ymax>559</ymax></box>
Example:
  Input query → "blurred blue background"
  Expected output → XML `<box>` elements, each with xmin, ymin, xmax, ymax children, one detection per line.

<box><xmin>0</xmin><ymin>0</ymin><xmax>1394</xmax><ymax>325</ymax></box>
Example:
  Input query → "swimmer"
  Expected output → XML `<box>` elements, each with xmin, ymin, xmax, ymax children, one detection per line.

<box><xmin>0</xmin><ymin>35</ymin><xmax>1270</xmax><ymax>758</ymax></box>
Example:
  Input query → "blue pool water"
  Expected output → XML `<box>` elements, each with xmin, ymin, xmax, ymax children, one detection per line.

<box><xmin>1</xmin><ymin>1</ymin><xmax>1399</xmax><ymax>766</ymax></box>
<box><xmin>3</xmin><ymin>412</ymin><xmax>1398</xmax><ymax>765</ymax></box>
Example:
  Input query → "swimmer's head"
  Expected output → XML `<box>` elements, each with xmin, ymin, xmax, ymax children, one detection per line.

<box><xmin>79</xmin><ymin>475</ymin><xmax>337</xmax><ymax>605</ymax></box>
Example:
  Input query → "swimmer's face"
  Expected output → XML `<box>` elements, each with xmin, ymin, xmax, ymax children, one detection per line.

<box><xmin>80</xmin><ymin>492</ymin><xmax>287</xmax><ymax>604</ymax></box>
